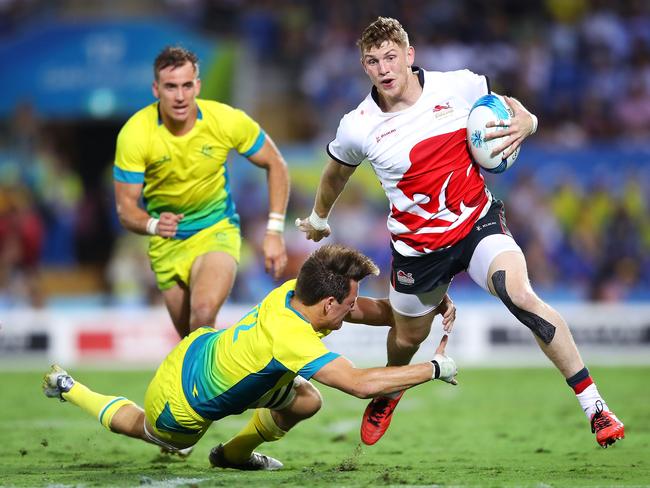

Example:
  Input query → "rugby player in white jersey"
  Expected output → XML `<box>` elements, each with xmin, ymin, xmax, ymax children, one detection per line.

<box><xmin>296</xmin><ymin>16</ymin><xmax>624</xmax><ymax>448</ymax></box>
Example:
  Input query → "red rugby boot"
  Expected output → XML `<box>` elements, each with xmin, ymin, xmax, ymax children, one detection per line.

<box><xmin>591</xmin><ymin>400</ymin><xmax>625</xmax><ymax>448</ymax></box>
<box><xmin>360</xmin><ymin>391</ymin><xmax>404</xmax><ymax>445</ymax></box>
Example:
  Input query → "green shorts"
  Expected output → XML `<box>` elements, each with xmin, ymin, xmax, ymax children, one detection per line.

<box><xmin>148</xmin><ymin>218</ymin><xmax>241</xmax><ymax>291</ymax></box>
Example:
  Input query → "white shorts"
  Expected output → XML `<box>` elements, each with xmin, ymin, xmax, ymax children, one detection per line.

<box><xmin>389</xmin><ymin>283</ymin><xmax>450</xmax><ymax>317</ymax></box>
<box><xmin>467</xmin><ymin>234</ymin><xmax>523</xmax><ymax>291</ymax></box>
<box><xmin>389</xmin><ymin>233</ymin><xmax>522</xmax><ymax>316</ymax></box>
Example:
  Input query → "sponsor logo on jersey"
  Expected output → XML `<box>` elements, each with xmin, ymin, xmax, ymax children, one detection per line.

<box><xmin>375</xmin><ymin>128</ymin><xmax>397</xmax><ymax>143</ymax></box>
<box><xmin>475</xmin><ymin>221</ymin><xmax>496</xmax><ymax>232</ymax></box>
<box><xmin>200</xmin><ymin>144</ymin><xmax>215</xmax><ymax>157</ymax></box>
<box><xmin>432</xmin><ymin>102</ymin><xmax>453</xmax><ymax>119</ymax></box>
<box><xmin>152</xmin><ymin>155</ymin><xmax>171</xmax><ymax>166</ymax></box>
<box><xmin>396</xmin><ymin>270</ymin><xmax>415</xmax><ymax>286</ymax></box>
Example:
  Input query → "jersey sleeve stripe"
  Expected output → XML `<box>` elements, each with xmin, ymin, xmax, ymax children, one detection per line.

<box><xmin>326</xmin><ymin>145</ymin><xmax>358</xmax><ymax>167</ymax></box>
<box><xmin>241</xmin><ymin>129</ymin><xmax>266</xmax><ymax>157</ymax></box>
<box><xmin>113</xmin><ymin>166</ymin><xmax>144</xmax><ymax>184</ymax></box>
<box><xmin>297</xmin><ymin>352</ymin><xmax>340</xmax><ymax>380</ymax></box>
<box><xmin>484</xmin><ymin>75</ymin><xmax>491</xmax><ymax>94</ymax></box>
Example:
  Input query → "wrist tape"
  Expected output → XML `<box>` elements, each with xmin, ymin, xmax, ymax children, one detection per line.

<box><xmin>267</xmin><ymin>212</ymin><xmax>285</xmax><ymax>233</ymax></box>
<box><xmin>431</xmin><ymin>360</ymin><xmax>440</xmax><ymax>380</ymax></box>
<box><xmin>308</xmin><ymin>209</ymin><xmax>329</xmax><ymax>231</ymax></box>
<box><xmin>146</xmin><ymin>217</ymin><xmax>159</xmax><ymax>236</ymax></box>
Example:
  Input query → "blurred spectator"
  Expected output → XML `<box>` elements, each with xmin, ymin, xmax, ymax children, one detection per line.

<box><xmin>33</xmin><ymin>136</ymin><xmax>83</xmax><ymax>265</ymax></box>
<box><xmin>506</xmin><ymin>171</ymin><xmax>563</xmax><ymax>286</ymax></box>
<box><xmin>614</xmin><ymin>75</ymin><xmax>650</xmax><ymax>140</ymax></box>
<box><xmin>0</xmin><ymin>185</ymin><xmax>45</xmax><ymax>307</ymax></box>
<box><xmin>590</xmin><ymin>203</ymin><xmax>644</xmax><ymax>301</ymax></box>
<box><xmin>549</xmin><ymin>178</ymin><xmax>583</xmax><ymax>233</ymax></box>
<box><xmin>1</xmin><ymin>0</ymin><xmax>650</xmax><ymax>305</ymax></box>
<box><xmin>106</xmin><ymin>233</ymin><xmax>159</xmax><ymax>306</ymax></box>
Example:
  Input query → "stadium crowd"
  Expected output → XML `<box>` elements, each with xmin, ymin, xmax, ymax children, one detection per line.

<box><xmin>1</xmin><ymin>0</ymin><xmax>649</xmax><ymax>307</ymax></box>
<box><xmin>188</xmin><ymin>0</ymin><xmax>650</xmax><ymax>145</ymax></box>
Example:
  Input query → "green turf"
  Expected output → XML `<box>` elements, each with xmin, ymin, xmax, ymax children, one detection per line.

<box><xmin>1</xmin><ymin>366</ymin><xmax>648</xmax><ymax>487</ymax></box>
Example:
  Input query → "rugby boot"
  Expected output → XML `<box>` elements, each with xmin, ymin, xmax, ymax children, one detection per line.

<box><xmin>360</xmin><ymin>391</ymin><xmax>404</xmax><ymax>445</ymax></box>
<box><xmin>209</xmin><ymin>443</ymin><xmax>283</xmax><ymax>470</ymax></box>
<box><xmin>591</xmin><ymin>400</ymin><xmax>625</xmax><ymax>448</ymax></box>
<box><xmin>42</xmin><ymin>365</ymin><xmax>75</xmax><ymax>401</ymax></box>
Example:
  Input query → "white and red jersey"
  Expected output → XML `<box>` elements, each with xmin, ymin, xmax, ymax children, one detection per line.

<box><xmin>328</xmin><ymin>68</ymin><xmax>492</xmax><ymax>257</ymax></box>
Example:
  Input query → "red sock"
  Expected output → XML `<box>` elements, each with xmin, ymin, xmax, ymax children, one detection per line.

<box><xmin>566</xmin><ymin>367</ymin><xmax>593</xmax><ymax>394</ymax></box>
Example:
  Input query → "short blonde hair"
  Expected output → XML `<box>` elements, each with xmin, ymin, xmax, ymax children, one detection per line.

<box><xmin>357</xmin><ymin>17</ymin><xmax>410</xmax><ymax>55</ymax></box>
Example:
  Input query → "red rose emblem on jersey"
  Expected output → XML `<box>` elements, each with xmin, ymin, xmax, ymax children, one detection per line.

<box><xmin>391</xmin><ymin>129</ymin><xmax>488</xmax><ymax>252</ymax></box>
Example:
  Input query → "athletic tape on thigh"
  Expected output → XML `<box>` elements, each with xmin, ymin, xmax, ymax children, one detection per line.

<box><xmin>491</xmin><ymin>270</ymin><xmax>556</xmax><ymax>344</ymax></box>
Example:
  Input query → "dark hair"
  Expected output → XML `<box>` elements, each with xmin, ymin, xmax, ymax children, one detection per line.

<box><xmin>153</xmin><ymin>46</ymin><xmax>199</xmax><ymax>80</ymax></box>
<box><xmin>357</xmin><ymin>17</ymin><xmax>409</xmax><ymax>55</ymax></box>
<box><xmin>295</xmin><ymin>244</ymin><xmax>379</xmax><ymax>305</ymax></box>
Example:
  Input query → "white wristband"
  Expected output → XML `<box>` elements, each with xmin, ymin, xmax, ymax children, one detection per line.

<box><xmin>530</xmin><ymin>113</ymin><xmax>538</xmax><ymax>135</ymax></box>
<box><xmin>308</xmin><ymin>209</ymin><xmax>329</xmax><ymax>231</ymax></box>
<box><xmin>266</xmin><ymin>218</ymin><xmax>285</xmax><ymax>233</ymax></box>
<box><xmin>146</xmin><ymin>217</ymin><xmax>159</xmax><ymax>236</ymax></box>
<box><xmin>267</xmin><ymin>212</ymin><xmax>285</xmax><ymax>233</ymax></box>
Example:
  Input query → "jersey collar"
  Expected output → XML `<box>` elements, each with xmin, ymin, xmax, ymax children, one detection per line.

<box><xmin>285</xmin><ymin>290</ymin><xmax>310</xmax><ymax>323</ymax></box>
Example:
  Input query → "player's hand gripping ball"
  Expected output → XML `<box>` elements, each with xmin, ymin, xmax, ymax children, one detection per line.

<box><xmin>466</xmin><ymin>94</ymin><xmax>519</xmax><ymax>173</ymax></box>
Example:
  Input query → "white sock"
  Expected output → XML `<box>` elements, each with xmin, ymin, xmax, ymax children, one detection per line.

<box><xmin>576</xmin><ymin>384</ymin><xmax>608</xmax><ymax>420</ymax></box>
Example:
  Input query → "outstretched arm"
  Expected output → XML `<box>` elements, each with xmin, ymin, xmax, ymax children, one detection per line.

<box><xmin>295</xmin><ymin>159</ymin><xmax>356</xmax><ymax>242</ymax></box>
<box><xmin>345</xmin><ymin>294</ymin><xmax>456</xmax><ymax>332</ymax></box>
<box><xmin>247</xmin><ymin>135</ymin><xmax>290</xmax><ymax>279</ymax></box>
<box><xmin>345</xmin><ymin>297</ymin><xmax>394</xmax><ymax>327</ymax></box>
<box><xmin>312</xmin><ymin>336</ymin><xmax>457</xmax><ymax>398</ymax></box>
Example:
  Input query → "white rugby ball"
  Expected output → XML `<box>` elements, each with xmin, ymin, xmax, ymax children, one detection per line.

<box><xmin>466</xmin><ymin>94</ymin><xmax>519</xmax><ymax>173</ymax></box>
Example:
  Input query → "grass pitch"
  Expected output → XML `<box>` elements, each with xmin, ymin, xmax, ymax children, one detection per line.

<box><xmin>1</xmin><ymin>366</ymin><xmax>648</xmax><ymax>487</ymax></box>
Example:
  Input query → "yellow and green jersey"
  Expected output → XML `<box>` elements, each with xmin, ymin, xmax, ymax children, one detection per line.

<box><xmin>144</xmin><ymin>279</ymin><xmax>339</xmax><ymax>442</ymax></box>
<box><xmin>178</xmin><ymin>280</ymin><xmax>338</xmax><ymax>425</ymax></box>
<box><xmin>113</xmin><ymin>99</ymin><xmax>265</xmax><ymax>239</ymax></box>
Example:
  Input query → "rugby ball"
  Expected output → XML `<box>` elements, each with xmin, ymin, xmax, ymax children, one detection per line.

<box><xmin>466</xmin><ymin>94</ymin><xmax>519</xmax><ymax>173</ymax></box>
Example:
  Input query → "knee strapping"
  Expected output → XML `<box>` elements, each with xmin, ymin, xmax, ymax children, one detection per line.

<box><xmin>255</xmin><ymin>408</ymin><xmax>286</xmax><ymax>442</ymax></box>
<box><xmin>491</xmin><ymin>270</ymin><xmax>556</xmax><ymax>344</ymax></box>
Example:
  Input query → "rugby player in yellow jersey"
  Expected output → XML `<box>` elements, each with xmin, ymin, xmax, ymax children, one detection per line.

<box><xmin>43</xmin><ymin>244</ymin><xmax>457</xmax><ymax>470</ymax></box>
<box><xmin>113</xmin><ymin>46</ymin><xmax>290</xmax><ymax>338</ymax></box>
